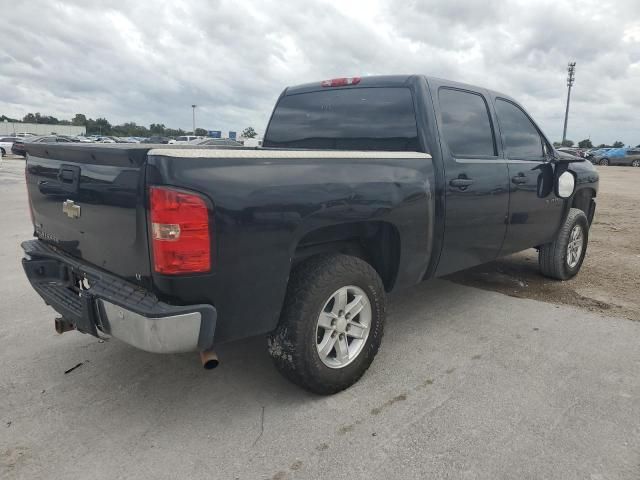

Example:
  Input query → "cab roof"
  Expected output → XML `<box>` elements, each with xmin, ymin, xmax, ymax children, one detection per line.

<box><xmin>282</xmin><ymin>75</ymin><xmax>510</xmax><ymax>101</ymax></box>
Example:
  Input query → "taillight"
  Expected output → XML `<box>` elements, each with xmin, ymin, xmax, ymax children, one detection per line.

<box><xmin>149</xmin><ymin>186</ymin><xmax>211</xmax><ymax>274</ymax></box>
<box><xmin>320</xmin><ymin>77</ymin><xmax>361</xmax><ymax>87</ymax></box>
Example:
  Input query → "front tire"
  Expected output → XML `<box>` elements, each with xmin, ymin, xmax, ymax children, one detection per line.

<box><xmin>539</xmin><ymin>208</ymin><xmax>589</xmax><ymax>280</ymax></box>
<box><xmin>599</xmin><ymin>158</ymin><xmax>609</xmax><ymax>166</ymax></box>
<box><xmin>268</xmin><ymin>254</ymin><xmax>386</xmax><ymax>395</ymax></box>
<box><xmin>632</xmin><ymin>159</ymin><xmax>640</xmax><ymax>167</ymax></box>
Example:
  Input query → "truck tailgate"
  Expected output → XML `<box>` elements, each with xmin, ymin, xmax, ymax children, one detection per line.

<box><xmin>25</xmin><ymin>144</ymin><xmax>152</xmax><ymax>287</ymax></box>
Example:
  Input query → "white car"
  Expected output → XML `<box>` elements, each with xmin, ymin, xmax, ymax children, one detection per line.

<box><xmin>0</xmin><ymin>136</ymin><xmax>19</xmax><ymax>156</ymax></box>
<box><xmin>168</xmin><ymin>135</ymin><xmax>199</xmax><ymax>144</ymax></box>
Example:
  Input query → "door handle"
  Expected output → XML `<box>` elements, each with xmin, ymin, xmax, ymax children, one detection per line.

<box><xmin>511</xmin><ymin>174</ymin><xmax>527</xmax><ymax>185</ymax></box>
<box><xmin>449</xmin><ymin>177</ymin><xmax>474</xmax><ymax>188</ymax></box>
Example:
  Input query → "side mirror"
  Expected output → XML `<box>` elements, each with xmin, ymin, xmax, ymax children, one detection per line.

<box><xmin>556</xmin><ymin>170</ymin><xmax>576</xmax><ymax>198</ymax></box>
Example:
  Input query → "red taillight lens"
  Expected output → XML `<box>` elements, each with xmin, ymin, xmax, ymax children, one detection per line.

<box><xmin>149</xmin><ymin>186</ymin><xmax>211</xmax><ymax>274</ymax></box>
<box><xmin>320</xmin><ymin>77</ymin><xmax>361</xmax><ymax>87</ymax></box>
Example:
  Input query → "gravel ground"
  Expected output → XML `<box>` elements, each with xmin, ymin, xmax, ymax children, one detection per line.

<box><xmin>448</xmin><ymin>166</ymin><xmax>640</xmax><ymax>321</ymax></box>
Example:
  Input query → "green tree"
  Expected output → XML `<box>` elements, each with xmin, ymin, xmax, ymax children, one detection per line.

<box><xmin>149</xmin><ymin>123</ymin><xmax>166</xmax><ymax>135</ymax></box>
<box><xmin>165</xmin><ymin>128</ymin><xmax>187</xmax><ymax>137</ymax></box>
<box><xmin>612</xmin><ymin>140</ymin><xmax>624</xmax><ymax>148</ymax></box>
<box><xmin>577</xmin><ymin>139</ymin><xmax>593</xmax><ymax>148</ymax></box>
<box><xmin>241</xmin><ymin>126</ymin><xmax>257</xmax><ymax>138</ymax></box>
<box><xmin>72</xmin><ymin>114</ymin><xmax>87</xmax><ymax>126</ymax></box>
<box><xmin>561</xmin><ymin>139</ymin><xmax>574</xmax><ymax>147</ymax></box>
<box><xmin>195</xmin><ymin>128</ymin><xmax>208</xmax><ymax>136</ymax></box>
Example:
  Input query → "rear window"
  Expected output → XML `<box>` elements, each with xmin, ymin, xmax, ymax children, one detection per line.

<box><xmin>264</xmin><ymin>87</ymin><xmax>419</xmax><ymax>151</ymax></box>
<box><xmin>438</xmin><ymin>88</ymin><xmax>496</xmax><ymax>157</ymax></box>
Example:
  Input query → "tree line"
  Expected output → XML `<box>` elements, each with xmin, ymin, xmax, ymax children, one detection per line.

<box><xmin>1</xmin><ymin>113</ymin><xmax>258</xmax><ymax>139</ymax></box>
<box><xmin>555</xmin><ymin>139</ymin><xmax>637</xmax><ymax>149</ymax></box>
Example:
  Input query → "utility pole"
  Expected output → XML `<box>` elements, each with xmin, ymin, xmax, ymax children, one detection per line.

<box><xmin>562</xmin><ymin>62</ymin><xmax>576</xmax><ymax>145</ymax></box>
<box><xmin>191</xmin><ymin>104</ymin><xmax>197</xmax><ymax>135</ymax></box>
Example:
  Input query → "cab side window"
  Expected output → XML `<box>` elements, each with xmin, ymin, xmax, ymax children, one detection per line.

<box><xmin>495</xmin><ymin>99</ymin><xmax>544</xmax><ymax>160</ymax></box>
<box><xmin>438</xmin><ymin>88</ymin><xmax>496</xmax><ymax>157</ymax></box>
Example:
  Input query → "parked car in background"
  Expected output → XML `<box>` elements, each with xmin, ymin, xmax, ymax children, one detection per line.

<box><xmin>586</xmin><ymin>148</ymin><xmax>609</xmax><ymax>161</ymax></box>
<box><xmin>11</xmin><ymin>135</ymin><xmax>74</xmax><ymax>156</ymax></box>
<box><xmin>56</xmin><ymin>135</ymin><xmax>82</xmax><ymax>143</ymax></box>
<box><xmin>188</xmin><ymin>138</ymin><xmax>244</xmax><ymax>146</ymax></box>
<box><xmin>242</xmin><ymin>138</ymin><xmax>262</xmax><ymax>147</ymax></box>
<box><xmin>595</xmin><ymin>148</ymin><xmax>640</xmax><ymax>167</ymax></box>
<box><xmin>0</xmin><ymin>136</ymin><xmax>20</xmax><ymax>156</ymax></box>
<box><xmin>16</xmin><ymin>133</ymin><xmax>35</xmax><ymax>138</ymax></box>
<box><xmin>169</xmin><ymin>135</ymin><xmax>199</xmax><ymax>144</ymax></box>
<box><xmin>141</xmin><ymin>136</ymin><xmax>170</xmax><ymax>144</ymax></box>
<box><xmin>557</xmin><ymin>147</ymin><xmax>582</xmax><ymax>158</ymax></box>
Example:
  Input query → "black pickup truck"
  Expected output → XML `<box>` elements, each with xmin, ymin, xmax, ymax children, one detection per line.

<box><xmin>22</xmin><ymin>75</ymin><xmax>598</xmax><ymax>394</ymax></box>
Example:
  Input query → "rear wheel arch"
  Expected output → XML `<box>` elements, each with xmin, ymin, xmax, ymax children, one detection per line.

<box><xmin>292</xmin><ymin>221</ymin><xmax>401</xmax><ymax>292</ymax></box>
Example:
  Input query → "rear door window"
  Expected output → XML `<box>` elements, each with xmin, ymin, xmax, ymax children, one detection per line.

<box><xmin>438</xmin><ymin>88</ymin><xmax>496</xmax><ymax>157</ymax></box>
<box><xmin>264</xmin><ymin>87</ymin><xmax>419</xmax><ymax>151</ymax></box>
<box><xmin>495</xmin><ymin>99</ymin><xmax>544</xmax><ymax>160</ymax></box>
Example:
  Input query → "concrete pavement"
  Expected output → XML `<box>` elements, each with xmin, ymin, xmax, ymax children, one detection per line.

<box><xmin>1</xmin><ymin>159</ymin><xmax>638</xmax><ymax>479</ymax></box>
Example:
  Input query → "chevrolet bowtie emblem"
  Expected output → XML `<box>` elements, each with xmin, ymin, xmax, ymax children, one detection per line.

<box><xmin>62</xmin><ymin>200</ymin><xmax>81</xmax><ymax>219</ymax></box>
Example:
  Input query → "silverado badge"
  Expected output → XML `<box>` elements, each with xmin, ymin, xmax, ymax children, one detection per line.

<box><xmin>62</xmin><ymin>200</ymin><xmax>81</xmax><ymax>219</ymax></box>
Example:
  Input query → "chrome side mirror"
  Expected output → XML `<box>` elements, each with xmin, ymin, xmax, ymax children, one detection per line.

<box><xmin>556</xmin><ymin>171</ymin><xmax>576</xmax><ymax>198</ymax></box>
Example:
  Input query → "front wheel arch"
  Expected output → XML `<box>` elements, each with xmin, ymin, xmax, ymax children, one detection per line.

<box><xmin>539</xmin><ymin>208</ymin><xmax>589</xmax><ymax>280</ymax></box>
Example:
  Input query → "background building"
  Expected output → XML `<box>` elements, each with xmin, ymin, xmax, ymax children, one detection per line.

<box><xmin>0</xmin><ymin>121</ymin><xmax>86</xmax><ymax>136</ymax></box>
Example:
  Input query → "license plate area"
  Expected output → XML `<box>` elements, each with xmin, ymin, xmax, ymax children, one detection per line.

<box><xmin>68</xmin><ymin>269</ymin><xmax>92</xmax><ymax>296</ymax></box>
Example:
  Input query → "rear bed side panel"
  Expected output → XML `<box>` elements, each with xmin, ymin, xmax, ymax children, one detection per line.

<box><xmin>146</xmin><ymin>150</ymin><xmax>435</xmax><ymax>344</ymax></box>
<box><xmin>25</xmin><ymin>144</ymin><xmax>152</xmax><ymax>288</ymax></box>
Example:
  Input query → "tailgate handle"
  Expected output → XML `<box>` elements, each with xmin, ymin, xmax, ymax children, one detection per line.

<box><xmin>56</xmin><ymin>165</ymin><xmax>81</xmax><ymax>192</ymax></box>
<box><xmin>60</xmin><ymin>169</ymin><xmax>75</xmax><ymax>183</ymax></box>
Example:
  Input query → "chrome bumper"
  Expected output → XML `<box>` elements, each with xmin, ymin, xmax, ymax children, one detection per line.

<box><xmin>22</xmin><ymin>239</ymin><xmax>217</xmax><ymax>354</ymax></box>
<box><xmin>98</xmin><ymin>300</ymin><xmax>205</xmax><ymax>353</ymax></box>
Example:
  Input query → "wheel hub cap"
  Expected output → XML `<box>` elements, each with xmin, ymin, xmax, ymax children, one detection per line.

<box><xmin>316</xmin><ymin>285</ymin><xmax>372</xmax><ymax>369</ymax></box>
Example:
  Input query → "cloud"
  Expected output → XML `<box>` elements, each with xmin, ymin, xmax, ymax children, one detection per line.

<box><xmin>0</xmin><ymin>0</ymin><xmax>638</xmax><ymax>145</ymax></box>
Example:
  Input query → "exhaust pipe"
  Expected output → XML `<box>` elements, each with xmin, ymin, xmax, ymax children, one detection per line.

<box><xmin>55</xmin><ymin>317</ymin><xmax>75</xmax><ymax>334</ymax></box>
<box><xmin>199</xmin><ymin>350</ymin><xmax>219</xmax><ymax>370</ymax></box>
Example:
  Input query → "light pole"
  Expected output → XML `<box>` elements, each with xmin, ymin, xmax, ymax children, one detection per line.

<box><xmin>562</xmin><ymin>62</ymin><xmax>576</xmax><ymax>145</ymax></box>
<box><xmin>191</xmin><ymin>104</ymin><xmax>197</xmax><ymax>135</ymax></box>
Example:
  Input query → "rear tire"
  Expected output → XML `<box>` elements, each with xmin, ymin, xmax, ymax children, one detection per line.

<box><xmin>599</xmin><ymin>158</ymin><xmax>609</xmax><ymax>166</ymax></box>
<box><xmin>0</xmin><ymin>148</ymin><xmax>5</xmax><ymax>156</ymax></box>
<box><xmin>539</xmin><ymin>208</ymin><xmax>589</xmax><ymax>280</ymax></box>
<box><xmin>268</xmin><ymin>254</ymin><xmax>386</xmax><ymax>395</ymax></box>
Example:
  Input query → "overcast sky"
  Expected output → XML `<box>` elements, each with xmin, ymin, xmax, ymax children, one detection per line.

<box><xmin>1</xmin><ymin>0</ymin><xmax>639</xmax><ymax>145</ymax></box>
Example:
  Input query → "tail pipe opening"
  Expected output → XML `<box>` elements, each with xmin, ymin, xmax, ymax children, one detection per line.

<box><xmin>199</xmin><ymin>350</ymin><xmax>219</xmax><ymax>370</ymax></box>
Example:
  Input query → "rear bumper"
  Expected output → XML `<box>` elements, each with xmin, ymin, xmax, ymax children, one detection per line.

<box><xmin>21</xmin><ymin>239</ymin><xmax>216</xmax><ymax>353</ymax></box>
